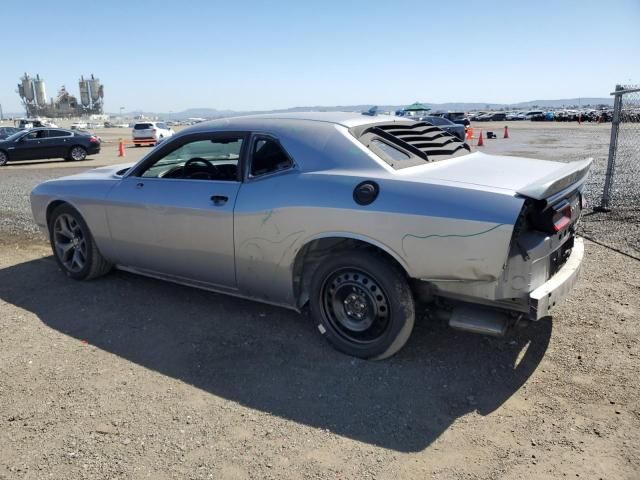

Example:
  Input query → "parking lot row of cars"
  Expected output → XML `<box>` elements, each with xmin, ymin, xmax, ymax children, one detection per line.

<box><xmin>469</xmin><ymin>109</ymin><xmax>615</xmax><ymax>122</ymax></box>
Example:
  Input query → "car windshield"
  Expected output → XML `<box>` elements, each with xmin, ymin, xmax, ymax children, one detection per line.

<box><xmin>4</xmin><ymin>131</ymin><xmax>26</xmax><ymax>142</ymax></box>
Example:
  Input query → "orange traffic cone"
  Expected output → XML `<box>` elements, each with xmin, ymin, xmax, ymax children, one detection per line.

<box><xmin>503</xmin><ymin>125</ymin><xmax>509</xmax><ymax>138</ymax></box>
<box><xmin>118</xmin><ymin>139</ymin><xmax>125</xmax><ymax>157</ymax></box>
<box><xmin>466</xmin><ymin>127</ymin><xmax>474</xmax><ymax>141</ymax></box>
<box><xmin>477</xmin><ymin>129</ymin><xmax>484</xmax><ymax>147</ymax></box>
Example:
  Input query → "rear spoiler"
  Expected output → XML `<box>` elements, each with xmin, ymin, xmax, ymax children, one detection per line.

<box><xmin>516</xmin><ymin>158</ymin><xmax>592</xmax><ymax>200</ymax></box>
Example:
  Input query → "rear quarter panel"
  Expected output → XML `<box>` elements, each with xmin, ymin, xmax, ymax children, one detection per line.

<box><xmin>234</xmin><ymin>169</ymin><xmax>524</xmax><ymax>306</ymax></box>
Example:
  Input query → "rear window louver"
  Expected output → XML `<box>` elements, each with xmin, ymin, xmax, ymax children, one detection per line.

<box><xmin>366</xmin><ymin>122</ymin><xmax>469</xmax><ymax>160</ymax></box>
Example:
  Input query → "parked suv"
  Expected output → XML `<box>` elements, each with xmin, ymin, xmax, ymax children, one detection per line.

<box><xmin>132</xmin><ymin>121</ymin><xmax>174</xmax><ymax>146</ymax></box>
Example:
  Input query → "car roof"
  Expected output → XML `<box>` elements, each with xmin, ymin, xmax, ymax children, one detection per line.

<box><xmin>185</xmin><ymin>111</ymin><xmax>412</xmax><ymax>133</ymax></box>
<box><xmin>27</xmin><ymin>127</ymin><xmax>74</xmax><ymax>133</ymax></box>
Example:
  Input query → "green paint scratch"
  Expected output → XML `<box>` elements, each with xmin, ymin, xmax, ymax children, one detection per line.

<box><xmin>402</xmin><ymin>223</ymin><xmax>506</xmax><ymax>255</ymax></box>
<box><xmin>261</xmin><ymin>210</ymin><xmax>273</xmax><ymax>226</ymax></box>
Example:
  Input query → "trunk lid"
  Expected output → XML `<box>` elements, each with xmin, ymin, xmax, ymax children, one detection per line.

<box><xmin>409</xmin><ymin>152</ymin><xmax>592</xmax><ymax>200</ymax></box>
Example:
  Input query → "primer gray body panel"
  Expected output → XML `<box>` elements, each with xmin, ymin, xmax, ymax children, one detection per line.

<box><xmin>30</xmin><ymin>113</ymin><xmax>590</xmax><ymax>311</ymax></box>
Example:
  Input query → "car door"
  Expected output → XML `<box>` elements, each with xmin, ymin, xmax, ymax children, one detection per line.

<box><xmin>233</xmin><ymin>134</ymin><xmax>298</xmax><ymax>303</ymax></box>
<box><xmin>9</xmin><ymin>130</ymin><xmax>47</xmax><ymax>160</ymax></box>
<box><xmin>44</xmin><ymin>129</ymin><xmax>73</xmax><ymax>157</ymax></box>
<box><xmin>104</xmin><ymin>132</ymin><xmax>247</xmax><ymax>289</ymax></box>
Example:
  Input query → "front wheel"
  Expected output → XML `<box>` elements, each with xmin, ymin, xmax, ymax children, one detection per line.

<box><xmin>49</xmin><ymin>204</ymin><xmax>112</xmax><ymax>280</ymax></box>
<box><xmin>309</xmin><ymin>250</ymin><xmax>415</xmax><ymax>360</ymax></box>
<box><xmin>0</xmin><ymin>151</ymin><xmax>8</xmax><ymax>166</ymax></box>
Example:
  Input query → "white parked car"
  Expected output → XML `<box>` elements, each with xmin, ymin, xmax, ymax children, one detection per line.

<box><xmin>70</xmin><ymin>122</ymin><xmax>88</xmax><ymax>130</ymax></box>
<box><xmin>132</xmin><ymin>121</ymin><xmax>174</xmax><ymax>146</ymax></box>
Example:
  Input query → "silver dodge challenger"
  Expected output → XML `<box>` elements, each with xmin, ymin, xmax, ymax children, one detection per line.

<box><xmin>31</xmin><ymin>112</ymin><xmax>590</xmax><ymax>359</ymax></box>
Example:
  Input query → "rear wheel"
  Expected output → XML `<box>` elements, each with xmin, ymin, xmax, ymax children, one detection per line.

<box><xmin>48</xmin><ymin>204</ymin><xmax>112</xmax><ymax>280</ymax></box>
<box><xmin>0</xmin><ymin>151</ymin><xmax>8</xmax><ymax>166</ymax></box>
<box><xmin>69</xmin><ymin>146</ymin><xmax>87</xmax><ymax>161</ymax></box>
<box><xmin>309</xmin><ymin>250</ymin><xmax>415</xmax><ymax>359</ymax></box>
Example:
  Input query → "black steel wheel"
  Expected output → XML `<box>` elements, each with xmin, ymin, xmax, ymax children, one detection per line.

<box><xmin>321</xmin><ymin>268</ymin><xmax>391</xmax><ymax>344</ymax></box>
<box><xmin>309</xmin><ymin>250</ymin><xmax>415</xmax><ymax>359</ymax></box>
<box><xmin>48</xmin><ymin>204</ymin><xmax>112</xmax><ymax>280</ymax></box>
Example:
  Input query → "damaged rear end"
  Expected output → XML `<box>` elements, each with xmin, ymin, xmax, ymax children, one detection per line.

<box><xmin>505</xmin><ymin>160</ymin><xmax>590</xmax><ymax>319</ymax></box>
<box><xmin>445</xmin><ymin>158</ymin><xmax>592</xmax><ymax>335</ymax></box>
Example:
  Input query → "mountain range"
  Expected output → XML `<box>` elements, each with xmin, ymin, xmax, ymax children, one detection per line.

<box><xmin>123</xmin><ymin>97</ymin><xmax>614</xmax><ymax>120</ymax></box>
<box><xmin>2</xmin><ymin>97</ymin><xmax>614</xmax><ymax>120</ymax></box>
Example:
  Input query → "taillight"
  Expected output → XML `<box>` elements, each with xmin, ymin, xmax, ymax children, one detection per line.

<box><xmin>552</xmin><ymin>205</ymin><xmax>572</xmax><ymax>232</ymax></box>
<box><xmin>89</xmin><ymin>136</ymin><xmax>99</xmax><ymax>143</ymax></box>
<box><xmin>528</xmin><ymin>198</ymin><xmax>576</xmax><ymax>234</ymax></box>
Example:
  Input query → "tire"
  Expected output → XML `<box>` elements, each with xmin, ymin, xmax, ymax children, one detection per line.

<box><xmin>0</xmin><ymin>150</ymin><xmax>8</xmax><ymax>166</ymax></box>
<box><xmin>48</xmin><ymin>204</ymin><xmax>112</xmax><ymax>280</ymax></box>
<box><xmin>309</xmin><ymin>250</ymin><xmax>415</xmax><ymax>360</ymax></box>
<box><xmin>69</xmin><ymin>145</ymin><xmax>87</xmax><ymax>161</ymax></box>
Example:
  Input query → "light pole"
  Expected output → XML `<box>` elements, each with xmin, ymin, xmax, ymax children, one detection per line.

<box><xmin>119</xmin><ymin>106</ymin><xmax>125</xmax><ymax>118</ymax></box>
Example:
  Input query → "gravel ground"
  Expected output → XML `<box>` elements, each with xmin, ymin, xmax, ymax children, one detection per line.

<box><xmin>0</xmin><ymin>122</ymin><xmax>639</xmax><ymax>479</ymax></box>
<box><xmin>0</xmin><ymin>236</ymin><xmax>638</xmax><ymax>479</ymax></box>
<box><xmin>0</xmin><ymin>168</ymin><xmax>85</xmax><ymax>240</ymax></box>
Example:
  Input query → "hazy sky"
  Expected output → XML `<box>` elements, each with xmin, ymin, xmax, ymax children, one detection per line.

<box><xmin>1</xmin><ymin>0</ymin><xmax>639</xmax><ymax>113</ymax></box>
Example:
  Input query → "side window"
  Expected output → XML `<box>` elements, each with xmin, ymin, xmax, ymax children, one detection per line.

<box><xmin>250</xmin><ymin>137</ymin><xmax>293</xmax><ymax>177</ymax></box>
<box><xmin>25</xmin><ymin>130</ymin><xmax>47</xmax><ymax>140</ymax></box>
<box><xmin>49</xmin><ymin>129</ymin><xmax>71</xmax><ymax>138</ymax></box>
<box><xmin>139</xmin><ymin>136</ymin><xmax>243</xmax><ymax>181</ymax></box>
<box><xmin>157</xmin><ymin>123</ymin><xmax>167</xmax><ymax>130</ymax></box>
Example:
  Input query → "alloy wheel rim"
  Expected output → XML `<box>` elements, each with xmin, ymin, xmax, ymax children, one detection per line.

<box><xmin>321</xmin><ymin>268</ymin><xmax>391</xmax><ymax>344</ymax></box>
<box><xmin>0</xmin><ymin>152</ymin><xmax>7</xmax><ymax>165</ymax></box>
<box><xmin>71</xmin><ymin>147</ymin><xmax>85</xmax><ymax>160</ymax></box>
<box><xmin>53</xmin><ymin>214</ymin><xmax>87</xmax><ymax>272</ymax></box>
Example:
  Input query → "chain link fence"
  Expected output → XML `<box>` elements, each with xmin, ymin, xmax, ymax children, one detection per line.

<box><xmin>579</xmin><ymin>85</ymin><xmax>640</xmax><ymax>259</ymax></box>
<box><xmin>599</xmin><ymin>85</ymin><xmax>640</xmax><ymax>209</ymax></box>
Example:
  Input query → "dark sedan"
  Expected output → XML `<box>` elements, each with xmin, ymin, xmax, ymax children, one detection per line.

<box><xmin>0</xmin><ymin>128</ymin><xmax>100</xmax><ymax>166</ymax></box>
<box><xmin>418</xmin><ymin>116</ymin><xmax>466</xmax><ymax>141</ymax></box>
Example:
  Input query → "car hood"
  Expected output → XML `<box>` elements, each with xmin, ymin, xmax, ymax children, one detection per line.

<box><xmin>56</xmin><ymin>162</ymin><xmax>135</xmax><ymax>181</ymax></box>
<box><xmin>406</xmin><ymin>152</ymin><xmax>592</xmax><ymax>200</ymax></box>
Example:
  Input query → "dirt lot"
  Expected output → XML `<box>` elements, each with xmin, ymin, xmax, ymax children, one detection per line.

<box><xmin>0</xmin><ymin>121</ymin><xmax>639</xmax><ymax>479</ymax></box>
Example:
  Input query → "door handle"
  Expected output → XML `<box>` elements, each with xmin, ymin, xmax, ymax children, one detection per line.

<box><xmin>136</xmin><ymin>182</ymin><xmax>144</xmax><ymax>188</ymax></box>
<box><xmin>210</xmin><ymin>195</ymin><xmax>228</xmax><ymax>205</ymax></box>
